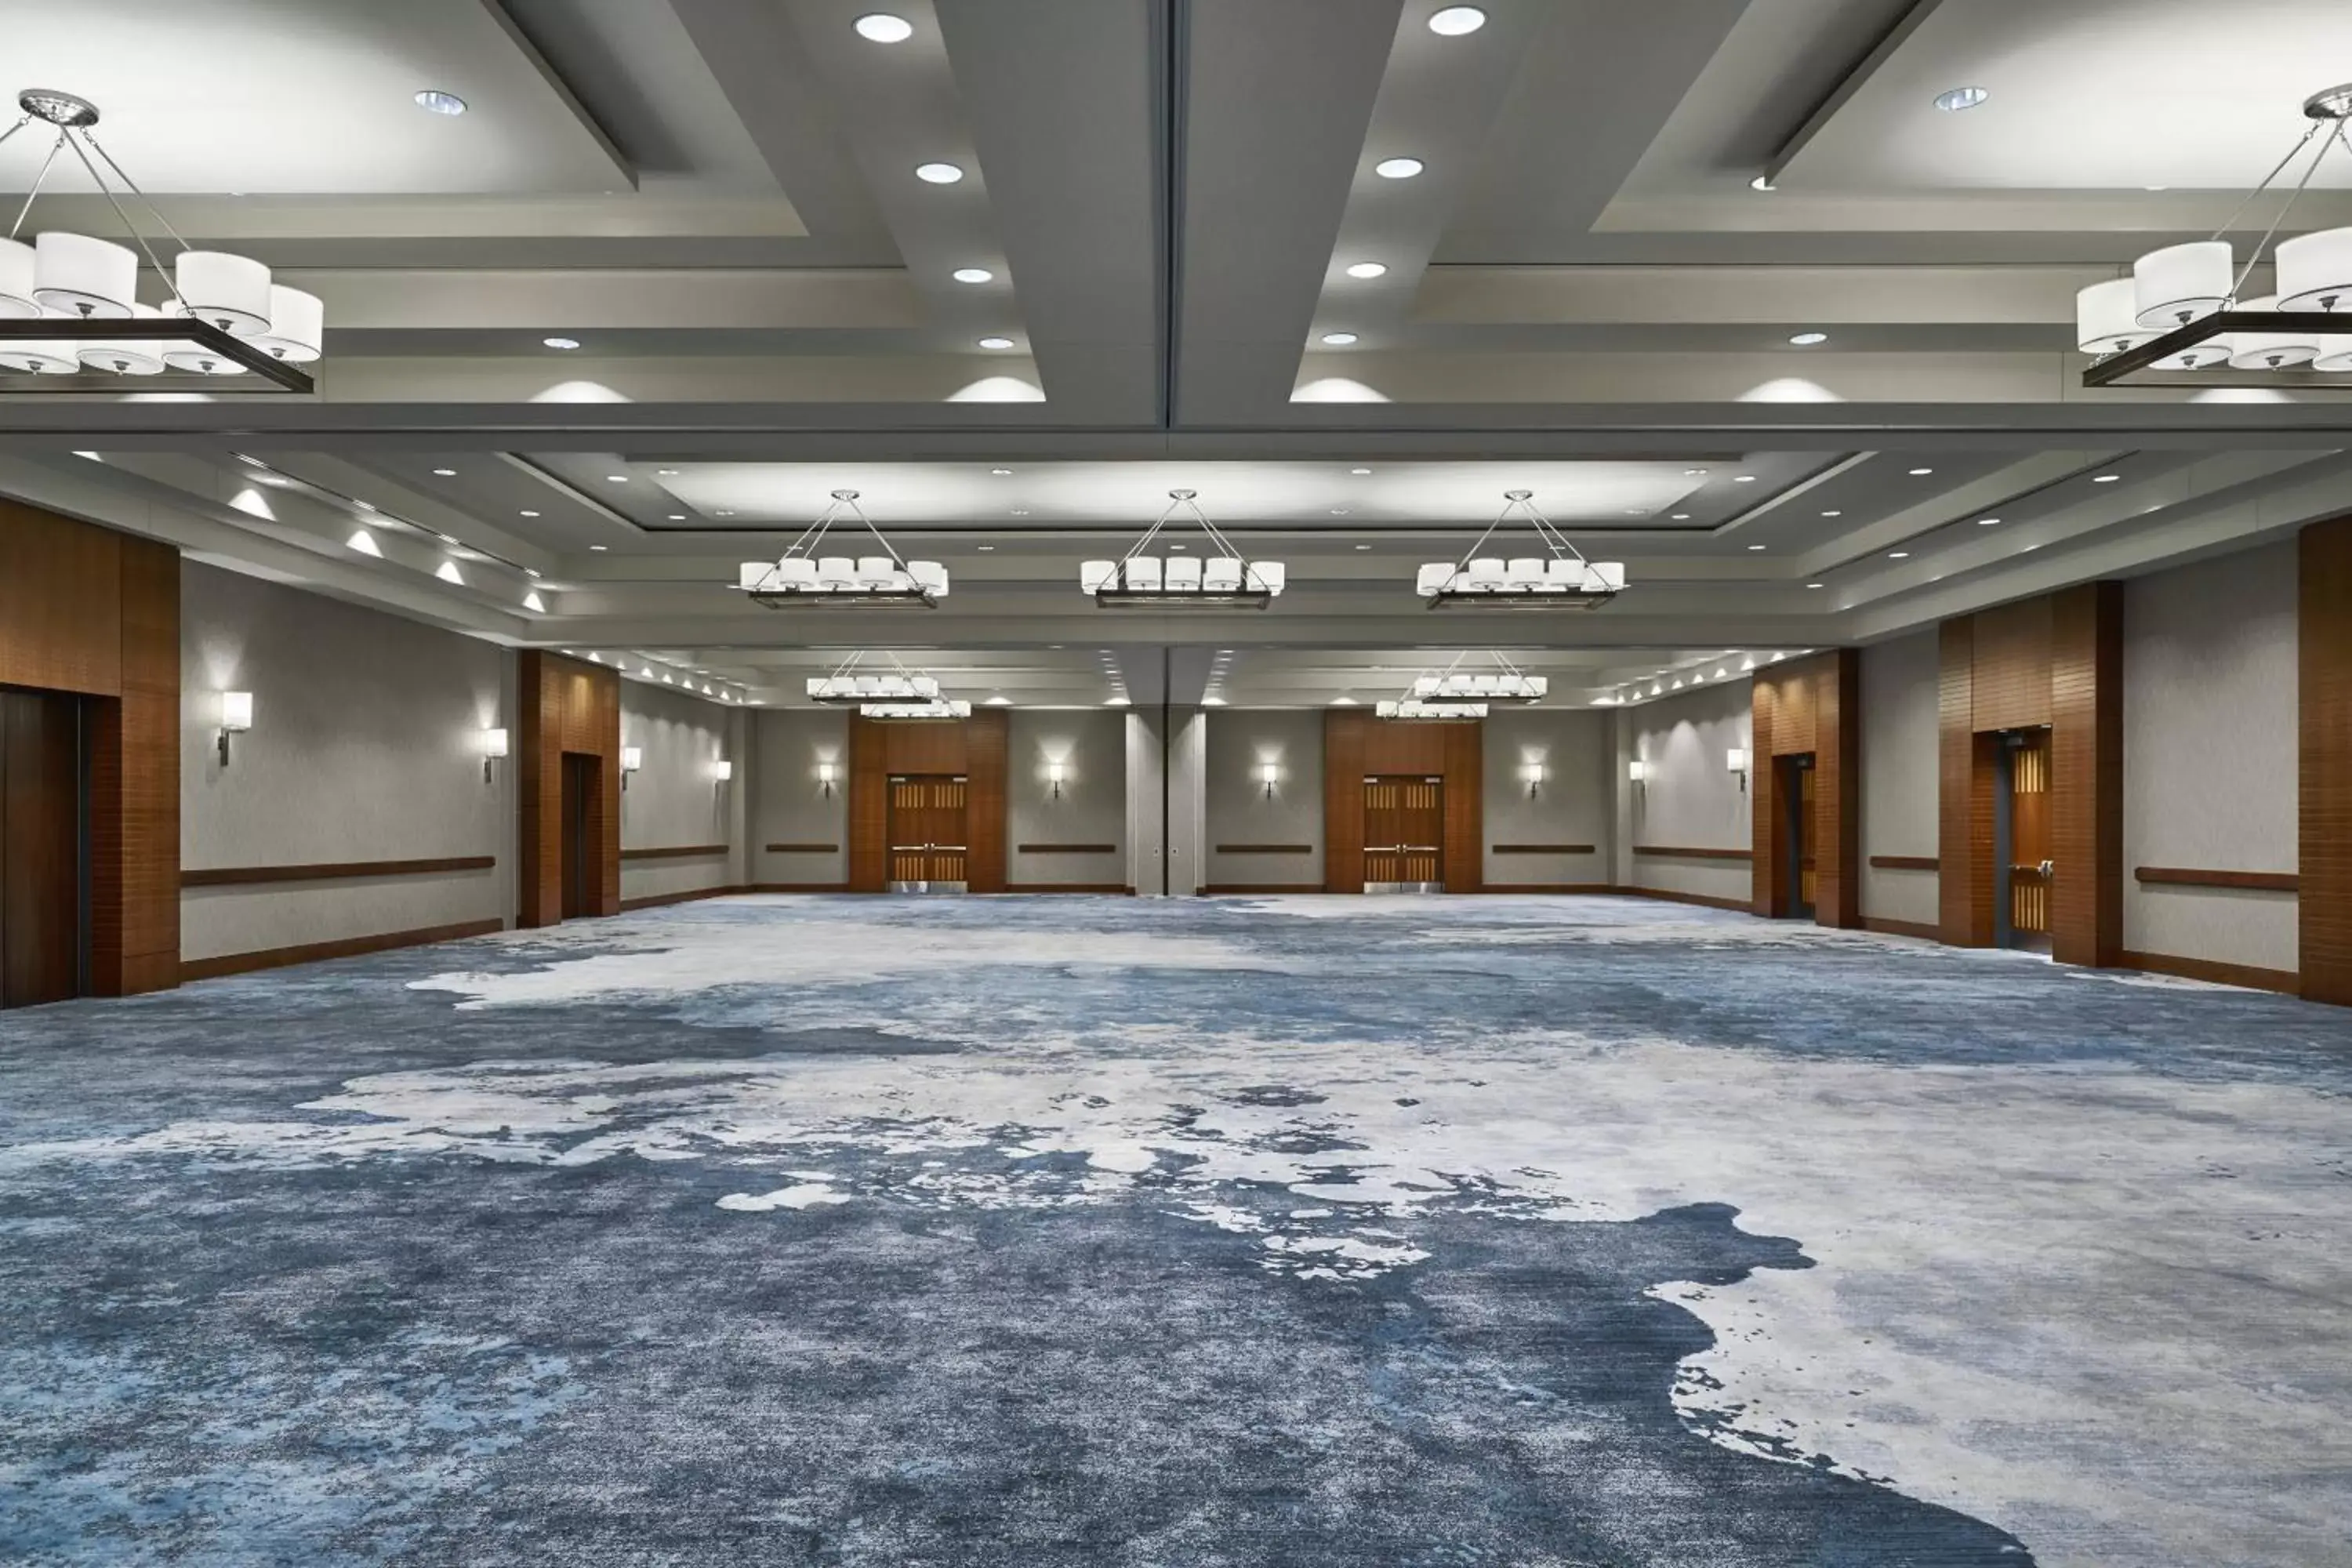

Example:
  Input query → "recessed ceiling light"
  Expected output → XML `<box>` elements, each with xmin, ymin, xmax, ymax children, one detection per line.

<box><xmin>1733</xmin><ymin>474</ymin><xmax>1756</xmax><ymax>483</ymax></box>
<box><xmin>985</xmin><ymin>695</ymin><xmax>1011</xmax><ymax>706</ymax></box>
<box><xmin>1909</xmin><ymin>466</ymin><xmax>1934</xmax><ymax>476</ymax></box>
<box><xmin>1889</xmin><ymin>550</ymin><xmax>1910</xmax><ymax>559</ymax></box>
<box><xmin>1345</xmin><ymin>261</ymin><xmax>1388</xmax><ymax>279</ymax></box>
<box><xmin>716</xmin><ymin>509</ymin><xmax>735</xmax><ymax>517</ymax></box>
<box><xmin>1350</xmin><ymin>466</ymin><xmax>1371</xmax><ymax>475</ymax></box>
<box><xmin>1355</xmin><ymin>543</ymin><xmax>1372</xmax><ymax>550</ymax></box>
<box><xmin>990</xmin><ymin>466</ymin><xmax>1012</xmax><ymax>475</ymax></box>
<box><xmin>656</xmin><ymin>467</ymin><xmax>679</xmax><ymax>476</ymax></box>
<box><xmin>543</xmin><ymin>336</ymin><xmax>580</xmax><ymax>350</ymax></box>
<box><xmin>2092</xmin><ymin>473</ymin><xmax>2121</xmax><ymax>483</ymax></box>
<box><xmin>590</xmin><ymin>544</ymin><xmax>608</xmax><ymax>551</ymax></box>
<box><xmin>953</xmin><ymin>267</ymin><xmax>995</xmax><ymax>284</ymax></box>
<box><xmin>977</xmin><ymin>336</ymin><xmax>1016</xmax><ymax>350</ymax></box>
<box><xmin>1670</xmin><ymin>513</ymin><xmax>1691</xmax><ymax>521</ymax></box>
<box><xmin>519</xmin><ymin>509</ymin><xmax>540</xmax><ymax>517</ymax></box>
<box><xmin>525</xmin><ymin>568</ymin><xmax>542</xmax><ymax>579</ymax></box>
<box><xmin>414</xmin><ymin>89</ymin><xmax>467</xmax><ymax>117</ymax></box>
<box><xmin>1011</xmin><ymin>507</ymin><xmax>1030</xmax><ymax>516</ymax></box>
<box><xmin>1428</xmin><ymin>4</ymin><xmax>1487</xmax><ymax>33</ymax></box>
<box><xmin>1330</xmin><ymin>695</ymin><xmax>1359</xmax><ymax>706</ymax></box>
<box><xmin>1806</xmin><ymin>582</ymin><xmax>1825</xmax><ymax>590</ymax></box>
<box><xmin>1105</xmin><ymin>695</ymin><xmax>1131</xmax><ymax>707</ymax></box>
<box><xmin>1789</xmin><ymin>331</ymin><xmax>1828</xmax><ymax>346</ymax></box>
<box><xmin>1750</xmin><ymin>174</ymin><xmax>1776</xmax><ymax>192</ymax></box>
<box><xmin>854</xmin><ymin>13</ymin><xmax>913</xmax><ymax>42</ymax></box>
<box><xmin>1320</xmin><ymin>331</ymin><xmax>1359</xmax><ymax>346</ymax></box>
<box><xmin>667</xmin><ymin>514</ymin><xmax>685</xmax><ymax>521</ymax></box>
<box><xmin>1934</xmin><ymin>85</ymin><xmax>1991</xmax><ymax>113</ymax></box>
<box><xmin>1374</xmin><ymin>157</ymin><xmax>1425</xmax><ymax>179</ymax></box>
<box><xmin>606</xmin><ymin>474</ymin><xmax>627</xmax><ymax>482</ymax></box>
<box><xmin>1820</xmin><ymin>509</ymin><xmax>1842</xmax><ymax>517</ymax></box>
<box><xmin>977</xmin><ymin>544</ymin><xmax>995</xmax><ymax>551</ymax></box>
<box><xmin>1202</xmin><ymin>695</ymin><xmax>1228</xmax><ymax>706</ymax></box>
<box><xmin>1683</xmin><ymin>467</ymin><xmax>1708</xmax><ymax>477</ymax></box>
<box><xmin>1976</xmin><ymin>517</ymin><xmax>2002</xmax><ymax>526</ymax></box>
<box><xmin>915</xmin><ymin>161</ymin><xmax>965</xmax><ymax>184</ymax></box>
<box><xmin>1747</xmin><ymin>544</ymin><xmax>1766</xmax><ymax>551</ymax></box>
<box><xmin>346</xmin><ymin>529</ymin><xmax>381</xmax><ymax>557</ymax></box>
<box><xmin>435</xmin><ymin>560</ymin><xmax>464</xmax><ymax>585</ymax></box>
<box><xmin>431</xmin><ymin>466</ymin><xmax>456</xmax><ymax>476</ymax></box>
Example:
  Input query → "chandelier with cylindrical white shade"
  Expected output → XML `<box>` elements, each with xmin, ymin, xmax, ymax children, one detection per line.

<box><xmin>1417</xmin><ymin>491</ymin><xmax>1623</xmax><ymax>609</ymax></box>
<box><xmin>737</xmin><ymin>491</ymin><xmax>948</xmax><ymax>609</ymax></box>
<box><xmin>2079</xmin><ymin>84</ymin><xmax>2352</xmax><ymax>387</ymax></box>
<box><xmin>804</xmin><ymin>652</ymin><xmax>967</xmax><ymax>718</ymax></box>
<box><xmin>1080</xmin><ymin>490</ymin><xmax>1287</xmax><ymax>608</ymax></box>
<box><xmin>0</xmin><ymin>90</ymin><xmax>321</xmax><ymax>392</ymax></box>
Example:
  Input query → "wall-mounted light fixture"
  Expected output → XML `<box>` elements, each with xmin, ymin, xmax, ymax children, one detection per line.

<box><xmin>621</xmin><ymin>745</ymin><xmax>643</xmax><ymax>791</ymax></box>
<box><xmin>1726</xmin><ymin>746</ymin><xmax>1749</xmax><ymax>793</ymax></box>
<box><xmin>817</xmin><ymin>760</ymin><xmax>838</xmax><ymax>797</ymax></box>
<box><xmin>1047</xmin><ymin>760</ymin><xmax>1066</xmax><ymax>800</ymax></box>
<box><xmin>1260</xmin><ymin>761</ymin><xmax>1280</xmax><ymax>798</ymax></box>
<box><xmin>216</xmin><ymin>690</ymin><xmax>253</xmax><ymax>767</ymax></box>
<box><xmin>1627</xmin><ymin>758</ymin><xmax>1648</xmax><ymax>787</ymax></box>
<box><xmin>481</xmin><ymin>726</ymin><xmax>509</xmax><ymax>783</ymax></box>
<box><xmin>1522</xmin><ymin>760</ymin><xmax>1547</xmax><ymax>798</ymax></box>
<box><xmin>712</xmin><ymin>758</ymin><xmax>734</xmax><ymax>785</ymax></box>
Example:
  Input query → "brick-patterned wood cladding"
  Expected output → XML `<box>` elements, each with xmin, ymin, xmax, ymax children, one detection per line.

<box><xmin>2303</xmin><ymin>515</ymin><xmax>2352</xmax><ymax>1004</ymax></box>
<box><xmin>1750</xmin><ymin>649</ymin><xmax>1860</xmax><ymax>927</ymax></box>
<box><xmin>517</xmin><ymin>652</ymin><xmax>620</xmax><ymax>927</ymax></box>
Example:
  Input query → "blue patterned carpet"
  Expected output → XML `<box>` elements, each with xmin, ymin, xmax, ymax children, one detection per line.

<box><xmin>4</xmin><ymin>895</ymin><xmax>2348</xmax><ymax>1566</ymax></box>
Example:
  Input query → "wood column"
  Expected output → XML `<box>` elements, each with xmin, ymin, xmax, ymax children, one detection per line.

<box><xmin>517</xmin><ymin>651</ymin><xmax>620</xmax><ymax>927</ymax></box>
<box><xmin>2302</xmin><ymin>515</ymin><xmax>2352</xmax><ymax>1004</ymax></box>
<box><xmin>846</xmin><ymin>713</ymin><xmax>887</xmax><ymax>892</ymax></box>
<box><xmin>2050</xmin><ymin>582</ymin><xmax>2124</xmax><ymax>967</ymax></box>
<box><xmin>1323</xmin><ymin>708</ymin><xmax>1367</xmax><ymax>893</ymax></box>
<box><xmin>1938</xmin><ymin>618</ymin><xmax>1994</xmax><ymax>947</ymax></box>
<box><xmin>1749</xmin><ymin>648</ymin><xmax>1859</xmax><ymax>926</ymax></box>
<box><xmin>1441</xmin><ymin>720</ymin><xmax>1483</xmax><ymax>894</ymax></box>
<box><xmin>965</xmin><ymin>707</ymin><xmax>1008</xmax><ymax>893</ymax></box>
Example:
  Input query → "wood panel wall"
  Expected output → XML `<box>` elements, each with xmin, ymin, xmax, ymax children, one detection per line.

<box><xmin>2303</xmin><ymin>515</ymin><xmax>2352</xmax><ymax>1005</ymax></box>
<box><xmin>0</xmin><ymin>499</ymin><xmax>179</xmax><ymax>996</ymax></box>
<box><xmin>1323</xmin><ymin>709</ymin><xmax>1483</xmax><ymax>893</ymax></box>
<box><xmin>1750</xmin><ymin>649</ymin><xmax>1860</xmax><ymax>926</ymax></box>
<box><xmin>1936</xmin><ymin>588</ymin><xmax>2120</xmax><ymax>964</ymax></box>
<box><xmin>517</xmin><ymin>651</ymin><xmax>620</xmax><ymax>927</ymax></box>
<box><xmin>843</xmin><ymin>710</ymin><xmax>1008</xmax><ymax>892</ymax></box>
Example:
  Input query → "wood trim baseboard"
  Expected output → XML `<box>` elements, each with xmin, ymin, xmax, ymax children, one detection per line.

<box><xmin>1490</xmin><ymin>844</ymin><xmax>1598</xmax><ymax>855</ymax></box>
<box><xmin>180</xmin><ymin>916</ymin><xmax>505</xmax><ymax>982</ymax></box>
<box><xmin>618</xmin><ymin>884</ymin><xmax>748</xmax><ymax>912</ymax></box>
<box><xmin>1215</xmin><ymin>844</ymin><xmax>1316</xmax><ymax>855</ymax></box>
<box><xmin>180</xmin><ymin>855</ymin><xmax>495</xmax><ymax>888</ymax></box>
<box><xmin>1633</xmin><ymin>844</ymin><xmax>1753</xmax><ymax>862</ymax></box>
<box><xmin>1480</xmin><ymin>883</ymin><xmax>1614</xmax><ymax>894</ymax></box>
<box><xmin>2119</xmin><ymin>949</ymin><xmax>2300</xmax><ymax>995</ymax></box>
<box><xmin>1201</xmin><ymin>883</ymin><xmax>1325</xmax><ymax>894</ymax></box>
<box><xmin>763</xmin><ymin>842</ymin><xmax>840</xmax><ymax>854</ymax></box>
<box><xmin>1869</xmin><ymin>855</ymin><xmax>1940</xmax><ymax>873</ymax></box>
<box><xmin>621</xmin><ymin>844</ymin><xmax>729</xmax><ymax>862</ymax></box>
<box><xmin>1864</xmin><ymin>916</ymin><xmax>1942</xmax><ymax>940</ymax></box>
<box><xmin>2133</xmin><ymin>866</ymin><xmax>2299</xmax><ymax>893</ymax></box>
<box><xmin>1004</xmin><ymin>883</ymin><xmax>1134</xmax><ymax>894</ymax></box>
<box><xmin>1014</xmin><ymin>844</ymin><xmax>1120</xmax><ymax>855</ymax></box>
<box><xmin>1613</xmin><ymin>884</ymin><xmax>1754</xmax><ymax>912</ymax></box>
<box><xmin>749</xmin><ymin>882</ymin><xmax>852</xmax><ymax>894</ymax></box>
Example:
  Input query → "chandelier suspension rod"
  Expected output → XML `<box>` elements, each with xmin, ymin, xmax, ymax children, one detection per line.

<box><xmin>82</xmin><ymin>130</ymin><xmax>196</xmax><ymax>256</ymax></box>
<box><xmin>0</xmin><ymin>115</ymin><xmax>31</xmax><ymax>160</ymax></box>
<box><xmin>2227</xmin><ymin>120</ymin><xmax>2341</xmax><ymax>303</ymax></box>
<box><xmin>1446</xmin><ymin>493</ymin><xmax>1589</xmax><ymax>579</ymax></box>
<box><xmin>2209</xmin><ymin>119</ymin><xmax>2323</xmax><ymax>248</ymax></box>
<box><xmin>11</xmin><ymin>130</ymin><xmax>64</xmax><ymax>241</ymax></box>
<box><xmin>57</xmin><ymin>128</ymin><xmax>187</xmax><ymax>314</ymax></box>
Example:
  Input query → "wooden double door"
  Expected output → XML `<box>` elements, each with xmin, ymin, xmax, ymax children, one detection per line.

<box><xmin>1363</xmin><ymin>775</ymin><xmax>1443</xmax><ymax>891</ymax></box>
<box><xmin>0</xmin><ymin>688</ymin><xmax>87</xmax><ymax>1008</ymax></box>
<box><xmin>889</xmin><ymin>774</ymin><xmax>969</xmax><ymax>890</ymax></box>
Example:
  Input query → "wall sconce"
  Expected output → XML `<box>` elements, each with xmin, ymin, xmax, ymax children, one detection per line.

<box><xmin>817</xmin><ymin>760</ymin><xmax>837</xmax><ymax>797</ymax></box>
<box><xmin>1522</xmin><ymin>761</ymin><xmax>1546</xmax><ymax>798</ymax></box>
<box><xmin>1047</xmin><ymin>760</ymin><xmax>1066</xmax><ymax>800</ymax></box>
<box><xmin>712</xmin><ymin>758</ymin><xmax>734</xmax><ymax>786</ymax></box>
<box><xmin>1627</xmin><ymin>759</ymin><xmax>1648</xmax><ymax>787</ymax></box>
<box><xmin>481</xmin><ymin>726</ymin><xmax>508</xmax><ymax>784</ymax></box>
<box><xmin>1726</xmin><ymin>746</ymin><xmax>1750</xmax><ymax>793</ymax></box>
<box><xmin>621</xmin><ymin>745</ymin><xmax>643</xmax><ymax>791</ymax></box>
<box><xmin>1259</xmin><ymin>761</ymin><xmax>1279</xmax><ymax>798</ymax></box>
<box><xmin>216</xmin><ymin>690</ymin><xmax>252</xmax><ymax>767</ymax></box>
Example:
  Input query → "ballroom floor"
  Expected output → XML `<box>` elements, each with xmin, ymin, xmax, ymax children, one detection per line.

<box><xmin>2</xmin><ymin>895</ymin><xmax>2346</xmax><ymax>1566</ymax></box>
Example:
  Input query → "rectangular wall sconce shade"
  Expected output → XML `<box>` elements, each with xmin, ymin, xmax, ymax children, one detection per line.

<box><xmin>481</xmin><ymin>727</ymin><xmax>510</xmax><ymax>759</ymax></box>
<box><xmin>219</xmin><ymin>691</ymin><xmax>253</xmax><ymax>731</ymax></box>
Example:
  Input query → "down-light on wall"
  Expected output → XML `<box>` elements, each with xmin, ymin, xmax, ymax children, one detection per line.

<box><xmin>481</xmin><ymin>725</ymin><xmax>508</xmax><ymax>784</ymax></box>
<box><xmin>216</xmin><ymin>690</ymin><xmax>252</xmax><ymax>766</ymax></box>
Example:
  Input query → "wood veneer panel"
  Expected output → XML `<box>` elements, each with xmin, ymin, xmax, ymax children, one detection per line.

<box><xmin>517</xmin><ymin>652</ymin><xmax>619</xmax><ymax>926</ymax></box>
<box><xmin>1323</xmin><ymin>708</ymin><xmax>1366</xmax><ymax>893</ymax></box>
<box><xmin>881</xmin><ymin>719</ymin><xmax>970</xmax><ymax>776</ymax></box>
<box><xmin>2122</xmin><ymin>949</ymin><xmax>2300</xmax><ymax>996</ymax></box>
<box><xmin>2134</xmin><ymin>867</ymin><xmax>2297</xmax><ymax>892</ymax></box>
<box><xmin>1969</xmin><ymin>597</ymin><xmax>2054</xmax><ymax>732</ymax></box>
<box><xmin>1</xmin><ymin>691</ymin><xmax>83</xmax><ymax>1006</ymax></box>
<box><xmin>965</xmin><ymin>708</ymin><xmax>1008</xmax><ymax>893</ymax></box>
<box><xmin>846</xmin><ymin>714</ymin><xmax>887</xmax><ymax>892</ymax></box>
<box><xmin>1939</xmin><ymin>617</ymin><xmax>1993</xmax><ymax>946</ymax></box>
<box><xmin>1442</xmin><ymin>720</ymin><xmax>1482</xmax><ymax>893</ymax></box>
<box><xmin>182</xmin><ymin>855</ymin><xmax>496</xmax><ymax>887</ymax></box>
<box><xmin>1361</xmin><ymin>718</ymin><xmax>1447</xmax><ymax>775</ymax></box>
<box><xmin>2050</xmin><ymin>581</ymin><xmax>2122</xmax><ymax>968</ymax></box>
<box><xmin>0</xmin><ymin>499</ymin><xmax>122</xmax><ymax>696</ymax></box>
<box><xmin>1817</xmin><ymin>648</ymin><xmax>1862</xmax><ymax>929</ymax></box>
<box><xmin>114</xmin><ymin>537</ymin><xmax>179</xmax><ymax>991</ymax></box>
<box><xmin>2303</xmin><ymin>515</ymin><xmax>2352</xmax><ymax>1004</ymax></box>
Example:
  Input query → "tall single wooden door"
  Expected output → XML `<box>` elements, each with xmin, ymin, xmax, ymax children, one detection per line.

<box><xmin>2001</xmin><ymin>729</ymin><xmax>2053</xmax><ymax>949</ymax></box>
<box><xmin>1</xmin><ymin>688</ymin><xmax>87</xmax><ymax>1008</ymax></box>
<box><xmin>560</xmin><ymin>752</ymin><xmax>595</xmax><ymax>920</ymax></box>
<box><xmin>1363</xmin><ymin>775</ymin><xmax>1443</xmax><ymax>891</ymax></box>
<box><xmin>889</xmin><ymin>775</ymin><xmax>969</xmax><ymax>890</ymax></box>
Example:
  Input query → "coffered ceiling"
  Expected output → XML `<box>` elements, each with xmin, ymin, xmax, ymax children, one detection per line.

<box><xmin>1</xmin><ymin>0</ymin><xmax>2343</xmax><ymax>706</ymax></box>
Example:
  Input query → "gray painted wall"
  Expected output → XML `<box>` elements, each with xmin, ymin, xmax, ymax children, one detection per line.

<box><xmin>1483</xmin><ymin>707</ymin><xmax>1611</xmax><ymax>888</ymax></box>
<box><xmin>2124</xmin><ymin>542</ymin><xmax>2299</xmax><ymax>974</ymax></box>
<box><xmin>1859</xmin><ymin>631</ymin><xmax>1941</xmax><ymax>929</ymax></box>
<box><xmin>750</xmin><ymin>708</ymin><xmax>850</xmax><ymax>887</ymax></box>
<box><xmin>1203</xmin><ymin>710</ymin><xmax>1325</xmax><ymax>888</ymax></box>
<box><xmin>619</xmin><ymin>684</ymin><xmax>745</xmax><ymax>902</ymax></box>
<box><xmin>1009</xmin><ymin>709</ymin><xmax>1129</xmax><ymax>888</ymax></box>
<box><xmin>1617</xmin><ymin>679</ymin><xmax>1753</xmax><ymax>903</ymax></box>
<box><xmin>180</xmin><ymin>560</ymin><xmax>514</xmax><ymax>961</ymax></box>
